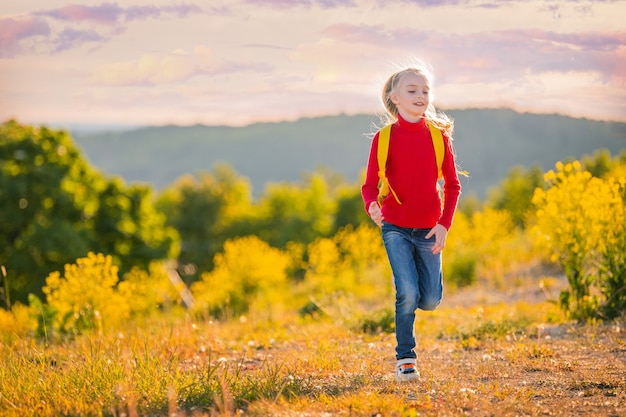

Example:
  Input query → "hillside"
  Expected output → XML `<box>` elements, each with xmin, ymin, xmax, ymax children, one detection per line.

<box><xmin>72</xmin><ymin>109</ymin><xmax>626</xmax><ymax>199</ymax></box>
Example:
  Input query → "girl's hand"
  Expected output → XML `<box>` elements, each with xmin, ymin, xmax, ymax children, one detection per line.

<box><xmin>368</xmin><ymin>201</ymin><xmax>384</xmax><ymax>227</ymax></box>
<box><xmin>426</xmin><ymin>224</ymin><xmax>448</xmax><ymax>254</ymax></box>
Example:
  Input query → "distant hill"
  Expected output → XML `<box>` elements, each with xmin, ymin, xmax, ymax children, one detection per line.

<box><xmin>72</xmin><ymin>109</ymin><xmax>626</xmax><ymax>200</ymax></box>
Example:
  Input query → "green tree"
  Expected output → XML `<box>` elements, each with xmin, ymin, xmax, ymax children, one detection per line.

<box><xmin>332</xmin><ymin>184</ymin><xmax>371</xmax><ymax>233</ymax></box>
<box><xmin>0</xmin><ymin>120</ymin><xmax>179</xmax><ymax>304</ymax></box>
<box><xmin>0</xmin><ymin>121</ymin><xmax>100</xmax><ymax>302</ymax></box>
<box><xmin>487</xmin><ymin>164</ymin><xmax>544</xmax><ymax>228</ymax></box>
<box><xmin>581</xmin><ymin>148</ymin><xmax>623</xmax><ymax>178</ymax></box>
<box><xmin>91</xmin><ymin>178</ymin><xmax>179</xmax><ymax>274</ymax></box>
<box><xmin>254</xmin><ymin>172</ymin><xmax>335</xmax><ymax>248</ymax></box>
<box><xmin>156</xmin><ymin>165</ymin><xmax>253</xmax><ymax>283</ymax></box>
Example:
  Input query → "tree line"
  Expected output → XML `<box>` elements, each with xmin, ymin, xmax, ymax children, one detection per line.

<box><xmin>1</xmin><ymin>120</ymin><xmax>370</xmax><ymax>304</ymax></box>
<box><xmin>1</xmin><ymin>119</ymin><xmax>625</xmax><ymax>321</ymax></box>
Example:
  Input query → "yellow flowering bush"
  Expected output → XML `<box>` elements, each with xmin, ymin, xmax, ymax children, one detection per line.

<box><xmin>43</xmin><ymin>252</ymin><xmax>129</xmax><ymax>334</ymax></box>
<box><xmin>296</xmin><ymin>224</ymin><xmax>391</xmax><ymax>325</ymax></box>
<box><xmin>443</xmin><ymin>211</ymin><xmax>476</xmax><ymax>287</ymax></box>
<box><xmin>118</xmin><ymin>262</ymin><xmax>183</xmax><ymax>316</ymax></box>
<box><xmin>532</xmin><ymin>161</ymin><xmax>626</xmax><ymax>319</ymax></box>
<box><xmin>305</xmin><ymin>236</ymin><xmax>343</xmax><ymax>294</ymax></box>
<box><xmin>445</xmin><ymin>208</ymin><xmax>533</xmax><ymax>288</ymax></box>
<box><xmin>301</xmin><ymin>224</ymin><xmax>391</xmax><ymax>302</ymax></box>
<box><xmin>191</xmin><ymin>235</ymin><xmax>290</xmax><ymax>318</ymax></box>
<box><xmin>0</xmin><ymin>303</ymin><xmax>36</xmax><ymax>343</ymax></box>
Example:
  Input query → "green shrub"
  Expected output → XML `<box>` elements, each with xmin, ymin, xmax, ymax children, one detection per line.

<box><xmin>358</xmin><ymin>307</ymin><xmax>395</xmax><ymax>334</ymax></box>
<box><xmin>446</xmin><ymin>251</ymin><xmax>478</xmax><ymax>288</ymax></box>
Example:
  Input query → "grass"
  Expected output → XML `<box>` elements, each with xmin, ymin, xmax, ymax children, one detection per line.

<box><xmin>1</xmin><ymin>285</ymin><xmax>625</xmax><ymax>416</ymax></box>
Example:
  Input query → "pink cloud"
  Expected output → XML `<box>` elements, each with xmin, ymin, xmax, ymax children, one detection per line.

<box><xmin>319</xmin><ymin>23</ymin><xmax>625</xmax><ymax>85</ymax></box>
<box><xmin>395</xmin><ymin>0</ymin><xmax>465</xmax><ymax>6</ymax></box>
<box><xmin>322</xmin><ymin>23</ymin><xmax>390</xmax><ymax>42</ymax></box>
<box><xmin>91</xmin><ymin>46</ymin><xmax>274</xmax><ymax>87</ymax></box>
<box><xmin>37</xmin><ymin>3</ymin><xmax>124</xmax><ymax>25</ymax></box>
<box><xmin>4</xmin><ymin>3</ymin><xmax>207</xmax><ymax>56</ymax></box>
<box><xmin>163</xmin><ymin>4</ymin><xmax>204</xmax><ymax>17</ymax></box>
<box><xmin>125</xmin><ymin>4</ymin><xmax>203</xmax><ymax>21</ymax></box>
<box><xmin>124</xmin><ymin>5</ymin><xmax>161</xmax><ymax>21</ymax></box>
<box><xmin>244</xmin><ymin>0</ymin><xmax>356</xmax><ymax>8</ymax></box>
<box><xmin>393</xmin><ymin>0</ymin><xmax>616</xmax><ymax>9</ymax></box>
<box><xmin>36</xmin><ymin>2</ymin><xmax>204</xmax><ymax>25</ymax></box>
<box><xmin>55</xmin><ymin>27</ymin><xmax>105</xmax><ymax>52</ymax></box>
<box><xmin>0</xmin><ymin>16</ymin><xmax>50</xmax><ymax>57</ymax></box>
<box><xmin>541</xmin><ymin>30</ymin><xmax>626</xmax><ymax>51</ymax></box>
<box><xmin>91</xmin><ymin>46</ymin><xmax>233</xmax><ymax>86</ymax></box>
<box><xmin>449</xmin><ymin>29</ymin><xmax>626</xmax><ymax>84</ymax></box>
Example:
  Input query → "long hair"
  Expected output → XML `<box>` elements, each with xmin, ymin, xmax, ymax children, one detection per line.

<box><xmin>380</xmin><ymin>66</ymin><xmax>454</xmax><ymax>138</ymax></box>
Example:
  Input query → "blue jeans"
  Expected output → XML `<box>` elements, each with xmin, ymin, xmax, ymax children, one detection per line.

<box><xmin>381</xmin><ymin>221</ymin><xmax>443</xmax><ymax>360</ymax></box>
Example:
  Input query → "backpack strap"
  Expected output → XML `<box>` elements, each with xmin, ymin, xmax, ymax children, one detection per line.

<box><xmin>427</xmin><ymin>122</ymin><xmax>445</xmax><ymax>180</ymax></box>
<box><xmin>377</xmin><ymin>124</ymin><xmax>401</xmax><ymax>205</ymax></box>
<box><xmin>376</xmin><ymin>121</ymin><xmax>445</xmax><ymax>205</ymax></box>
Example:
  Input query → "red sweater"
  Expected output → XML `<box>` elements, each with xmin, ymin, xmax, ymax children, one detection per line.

<box><xmin>361</xmin><ymin>115</ymin><xmax>461</xmax><ymax>230</ymax></box>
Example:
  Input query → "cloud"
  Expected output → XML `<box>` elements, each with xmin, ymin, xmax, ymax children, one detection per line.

<box><xmin>162</xmin><ymin>4</ymin><xmax>205</xmax><ymax>17</ymax></box>
<box><xmin>391</xmin><ymin>0</ymin><xmax>619</xmax><ymax>9</ymax></box>
<box><xmin>393</xmin><ymin>0</ymin><xmax>467</xmax><ymax>6</ymax></box>
<box><xmin>125</xmin><ymin>3</ymin><xmax>204</xmax><ymax>21</ymax></box>
<box><xmin>243</xmin><ymin>0</ymin><xmax>357</xmax><ymax>8</ymax></box>
<box><xmin>36</xmin><ymin>2</ymin><xmax>204</xmax><ymax>24</ymax></box>
<box><xmin>123</xmin><ymin>5</ymin><xmax>161</xmax><ymax>21</ymax></box>
<box><xmin>0</xmin><ymin>16</ymin><xmax>50</xmax><ymax>57</ymax></box>
<box><xmin>55</xmin><ymin>27</ymin><xmax>105</xmax><ymax>52</ymax></box>
<box><xmin>239</xmin><ymin>0</ymin><xmax>522</xmax><ymax>8</ymax></box>
<box><xmin>545</xmin><ymin>30</ymin><xmax>626</xmax><ymax>51</ymax></box>
<box><xmin>291</xmin><ymin>24</ymin><xmax>429</xmax><ymax>81</ymax></box>
<box><xmin>1</xmin><ymin>3</ymin><xmax>208</xmax><ymax>57</ymax></box>
<box><xmin>439</xmin><ymin>29</ymin><xmax>626</xmax><ymax>85</ymax></box>
<box><xmin>303</xmin><ymin>23</ymin><xmax>626</xmax><ymax>86</ymax></box>
<box><xmin>2</xmin><ymin>0</ymin><xmax>624</xmax><ymax>125</ymax></box>
<box><xmin>89</xmin><ymin>45</ymin><xmax>272</xmax><ymax>86</ymax></box>
<box><xmin>37</xmin><ymin>3</ymin><xmax>125</xmax><ymax>25</ymax></box>
<box><xmin>243</xmin><ymin>43</ymin><xmax>293</xmax><ymax>50</ymax></box>
<box><xmin>91</xmin><ymin>50</ymin><xmax>211</xmax><ymax>86</ymax></box>
<box><xmin>321</xmin><ymin>23</ymin><xmax>392</xmax><ymax>43</ymax></box>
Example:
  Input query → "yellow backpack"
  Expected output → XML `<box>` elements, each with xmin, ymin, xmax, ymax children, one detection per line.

<box><xmin>376</xmin><ymin>122</ymin><xmax>444</xmax><ymax>205</ymax></box>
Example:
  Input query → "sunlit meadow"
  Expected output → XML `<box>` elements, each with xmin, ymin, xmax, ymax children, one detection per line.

<box><xmin>1</xmin><ymin>157</ymin><xmax>625</xmax><ymax>416</ymax></box>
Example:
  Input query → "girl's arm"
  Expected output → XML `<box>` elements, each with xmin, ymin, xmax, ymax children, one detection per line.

<box><xmin>361</xmin><ymin>132</ymin><xmax>382</xmax><ymax>214</ymax></box>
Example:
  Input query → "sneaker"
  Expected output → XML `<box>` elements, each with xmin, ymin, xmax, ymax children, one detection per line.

<box><xmin>396</xmin><ymin>358</ymin><xmax>419</xmax><ymax>382</ymax></box>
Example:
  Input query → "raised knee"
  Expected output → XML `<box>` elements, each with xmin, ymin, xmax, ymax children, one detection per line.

<box><xmin>418</xmin><ymin>297</ymin><xmax>441</xmax><ymax>311</ymax></box>
<box><xmin>396</xmin><ymin>292</ymin><xmax>419</xmax><ymax>313</ymax></box>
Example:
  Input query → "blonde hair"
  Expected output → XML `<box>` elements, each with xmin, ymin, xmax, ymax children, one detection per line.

<box><xmin>381</xmin><ymin>66</ymin><xmax>454</xmax><ymax>137</ymax></box>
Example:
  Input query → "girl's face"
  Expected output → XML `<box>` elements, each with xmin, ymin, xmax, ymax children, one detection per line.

<box><xmin>390</xmin><ymin>72</ymin><xmax>430</xmax><ymax>122</ymax></box>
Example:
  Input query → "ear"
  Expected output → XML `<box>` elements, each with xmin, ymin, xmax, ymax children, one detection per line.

<box><xmin>390</xmin><ymin>92</ymin><xmax>399</xmax><ymax>105</ymax></box>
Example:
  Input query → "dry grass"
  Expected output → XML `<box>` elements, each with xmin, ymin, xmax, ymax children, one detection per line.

<box><xmin>246</xmin><ymin>315</ymin><xmax>626</xmax><ymax>416</ymax></box>
<box><xmin>1</xmin><ymin>279</ymin><xmax>625</xmax><ymax>417</ymax></box>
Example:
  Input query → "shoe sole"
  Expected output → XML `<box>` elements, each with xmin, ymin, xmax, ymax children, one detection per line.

<box><xmin>395</xmin><ymin>372</ymin><xmax>419</xmax><ymax>382</ymax></box>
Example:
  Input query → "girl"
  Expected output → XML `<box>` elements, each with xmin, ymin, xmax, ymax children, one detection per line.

<box><xmin>361</xmin><ymin>66</ymin><xmax>461</xmax><ymax>382</ymax></box>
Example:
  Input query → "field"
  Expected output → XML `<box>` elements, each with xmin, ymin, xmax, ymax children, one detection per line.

<box><xmin>2</xmin><ymin>149</ymin><xmax>626</xmax><ymax>416</ymax></box>
<box><xmin>2</xmin><ymin>105</ymin><xmax>626</xmax><ymax>417</ymax></box>
<box><xmin>2</xmin><ymin>277</ymin><xmax>624</xmax><ymax>417</ymax></box>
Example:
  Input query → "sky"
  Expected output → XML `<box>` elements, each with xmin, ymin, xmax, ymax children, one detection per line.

<box><xmin>1</xmin><ymin>0</ymin><xmax>625</xmax><ymax>128</ymax></box>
